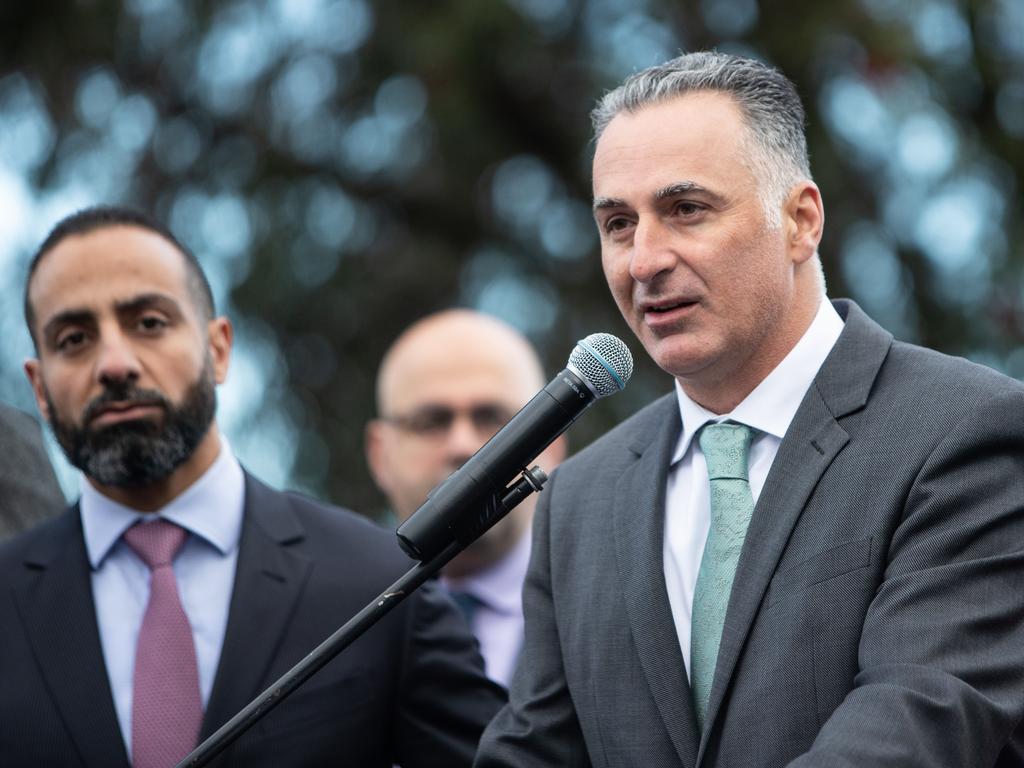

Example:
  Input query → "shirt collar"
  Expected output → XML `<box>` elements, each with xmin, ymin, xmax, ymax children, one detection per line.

<box><xmin>671</xmin><ymin>298</ymin><xmax>844</xmax><ymax>464</ymax></box>
<box><xmin>443</xmin><ymin>530</ymin><xmax>531</xmax><ymax>615</ymax></box>
<box><xmin>80</xmin><ymin>435</ymin><xmax>246</xmax><ymax>569</ymax></box>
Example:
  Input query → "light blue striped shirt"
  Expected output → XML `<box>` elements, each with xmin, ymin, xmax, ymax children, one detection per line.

<box><xmin>80</xmin><ymin>438</ymin><xmax>244</xmax><ymax>757</ymax></box>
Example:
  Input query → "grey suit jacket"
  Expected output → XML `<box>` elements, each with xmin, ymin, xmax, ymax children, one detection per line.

<box><xmin>476</xmin><ymin>300</ymin><xmax>1024</xmax><ymax>767</ymax></box>
<box><xmin>0</xmin><ymin>403</ymin><xmax>64</xmax><ymax>540</ymax></box>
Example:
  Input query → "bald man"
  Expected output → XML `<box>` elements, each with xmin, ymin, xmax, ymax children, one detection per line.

<box><xmin>366</xmin><ymin>310</ymin><xmax>566</xmax><ymax>687</ymax></box>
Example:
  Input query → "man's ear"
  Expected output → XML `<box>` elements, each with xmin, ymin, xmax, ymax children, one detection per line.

<box><xmin>24</xmin><ymin>359</ymin><xmax>51</xmax><ymax>423</ymax></box>
<box><xmin>207</xmin><ymin>317</ymin><xmax>233</xmax><ymax>385</ymax></box>
<box><xmin>364</xmin><ymin>419</ymin><xmax>391</xmax><ymax>492</ymax></box>
<box><xmin>784</xmin><ymin>181</ymin><xmax>824</xmax><ymax>265</ymax></box>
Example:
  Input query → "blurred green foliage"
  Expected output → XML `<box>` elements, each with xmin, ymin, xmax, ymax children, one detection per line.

<box><xmin>1</xmin><ymin>0</ymin><xmax>1022</xmax><ymax>517</ymax></box>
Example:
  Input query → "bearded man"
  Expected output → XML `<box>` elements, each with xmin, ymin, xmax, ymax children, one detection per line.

<box><xmin>0</xmin><ymin>206</ymin><xmax>503</xmax><ymax>768</ymax></box>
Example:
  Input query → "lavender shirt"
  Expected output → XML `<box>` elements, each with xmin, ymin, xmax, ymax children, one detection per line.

<box><xmin>444</xmin><ymin>530</ymin><xmax>531</xmax><ymax>687</ymax></box>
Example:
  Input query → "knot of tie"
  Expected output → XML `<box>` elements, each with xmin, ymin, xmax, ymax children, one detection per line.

<box><xmin>123</xmin><ymin>519</ymin><xmax>188</xmax><ymax>571</ymax></box>
<box><xmin>698</xmin><ymin>421</ymin><xmax>754</xmax><ymax>481</ymax></box>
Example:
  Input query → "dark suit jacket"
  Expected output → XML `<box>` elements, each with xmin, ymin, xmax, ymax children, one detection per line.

<box><xmin>0</xmin><ymin>403</ymin><xmax>65</xmax><ymax>540</ymax></box>
<box><xmin>476</xmin><ymin>300</ymin><xmax>1024</xmax><ymax>767</ymax></box>
<box><xmin>0</xmin><ymin>472</ymin><xmax>505</xmax><ymax>767</ymax></box>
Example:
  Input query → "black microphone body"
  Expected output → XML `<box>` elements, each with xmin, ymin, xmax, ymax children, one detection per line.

<box><xmin>177</xmin><ymin>333</ymin><xmax>630</xmax><ymax>767</ymax></box>
<box><xmin>396</xmin><ymin>367</ymin><xmax>596</xmax><ymax>561</ymax></box>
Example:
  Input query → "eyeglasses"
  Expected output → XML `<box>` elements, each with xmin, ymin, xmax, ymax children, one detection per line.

<box><xmin>382</xmin><ymin>404</ymin><xmax>515</xmax><ymax>438</ymax></box>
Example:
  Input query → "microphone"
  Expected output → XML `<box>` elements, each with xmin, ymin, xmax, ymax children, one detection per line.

<box><xmin>396</xmin><ymin>332</ymin><xmax>633</xmax><ymax>562</ymax></box>
<box><xmin>179</xmin><ymin>335</ymin><xmax>631</xmax><ymax>768</ymax></box>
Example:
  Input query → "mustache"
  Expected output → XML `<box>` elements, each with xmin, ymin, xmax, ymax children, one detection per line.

<box><xmin>81</xmin><ymin>382</ymin><xmax>169</xmax><ymax>426</ymax></box>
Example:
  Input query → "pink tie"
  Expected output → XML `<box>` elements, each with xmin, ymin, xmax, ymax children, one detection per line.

<box><xmin>123</xmin><ymin>520</ymin><xmax>202</xmax><ymax>768</ymax></box>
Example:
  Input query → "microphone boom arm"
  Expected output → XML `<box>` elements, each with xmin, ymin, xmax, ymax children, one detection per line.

<box><xmin>175</xmin><ymin>466</ymin><xmax>548</xmax><ymax>768</ymax></box>
<box><xmin>176</xmin><ymin>331</ymin><xmax>633</xmax><ymax>767</ymax></box>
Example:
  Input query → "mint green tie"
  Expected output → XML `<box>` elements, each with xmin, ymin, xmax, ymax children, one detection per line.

<box><xmin>690</xmin><ymin>421</ymin><xmax>755</xmax><ymax>731</ymax></box>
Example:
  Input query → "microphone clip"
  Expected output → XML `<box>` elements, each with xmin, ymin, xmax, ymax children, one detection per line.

<box><xmin>458</xmin><ymin>465</ymin><xmax>548</xmax><ymax>548</ymax></box>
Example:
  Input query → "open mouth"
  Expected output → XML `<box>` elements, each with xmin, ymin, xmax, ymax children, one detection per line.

<box><xmin>643</xmin><ymin>297</ymin><xmax>700</xmax><ymax>318</ymax></box>
<box><xmin>639</xmin><ymin>298</ymin><xmax>701</xmax><ymax>331</ymax></box>
<box><xmin>646</xmin><ymin>300</ymin><xmax>697</xmax><ymax>314</ymax></box>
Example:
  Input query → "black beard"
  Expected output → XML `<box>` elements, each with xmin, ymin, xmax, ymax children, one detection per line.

<box><xmin>47</xmin><ymin>365</ymin><xmax>217</xmax><ymax>488</ymax></box>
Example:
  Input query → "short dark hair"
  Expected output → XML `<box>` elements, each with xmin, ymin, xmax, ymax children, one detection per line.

<box><xmin>24</xmin><ymin>206</ymin><xmax>216</xmax><ymax>345</ymax></box>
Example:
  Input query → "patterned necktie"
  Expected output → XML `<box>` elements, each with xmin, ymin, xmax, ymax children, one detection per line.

<box><xmin>690</xmin><ymin>421</ymin><xmax>755</xmax><ymax>732</ymax></box>
<box><xmin>122</xmin><ymin>519</ymin><xmax>202</xmax><ymax>768</ymax></box>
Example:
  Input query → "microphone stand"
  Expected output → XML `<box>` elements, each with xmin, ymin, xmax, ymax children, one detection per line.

<box><xmin>176</xmin><ymin>466</ymin><xmax>548</xmax><ymax>768</ymax></box>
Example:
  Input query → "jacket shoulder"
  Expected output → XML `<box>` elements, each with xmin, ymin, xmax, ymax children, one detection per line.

<box><xmin>878</xmin><ymin>340</ymin><xmax>1024</xmax><ymax>414</ymax></box>
<box><xmin>0</xmin><ymin>507</ymin><xmax>78</xmax><ymax>571</ymax></box>
<box><xmin>244</xmin><ymin>476</ymin><xmax>413</xmax><ymax>574</ymax></box>
<box><xmin>888</xmin><ymin>340</ymin><xmax>1022</xmax><ymax>387</ymax></box>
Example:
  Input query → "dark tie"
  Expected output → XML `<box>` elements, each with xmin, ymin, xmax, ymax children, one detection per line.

<box><xmin>690</xmin><ymin>421</ymin><xmax>755</xmax><ymax>731</ymax></box>
<box><xmin>122</xmin><ymin>519</ymin><xmax>202</xmax><ymax>768</ymax></box>
<box><xmin>448</xmin><ymin>589</ymin><xmax>482</xmax><ymax>627</ymax></box>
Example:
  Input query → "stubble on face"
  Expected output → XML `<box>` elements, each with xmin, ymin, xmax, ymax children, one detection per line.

<box><xmin>592</xmin><ymin>93</ymin><xmax>808</xmax><ymax>411</ymax></box>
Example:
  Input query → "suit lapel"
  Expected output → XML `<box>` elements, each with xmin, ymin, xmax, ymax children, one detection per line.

<box><xmin>613</xmin><ymin>395</ymin><xmax>700</xmax><ymax>768</ymax></box>
<box><xmin>200</xmin><ymin>474</ymin><xmax>312</xmax><ymax>743</ymax></box>
<box><xmin>14</xmin><ymin>509</ymin><xmax>129</xmax><ymax>767</ymax></box>
<box><xmin>697</xmin><ymin>300</ymin><xmax>893</xmax><ymax>761</ymax></box>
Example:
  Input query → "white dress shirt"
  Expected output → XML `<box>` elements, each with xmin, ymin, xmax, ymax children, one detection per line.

<box><xmin>663</xmin><ymin>299</ymin><xmax>844</xmax><ymax>680</ymax></box>
<box><xmin>443</xmin><ymin>530</ymin><xmax>530</xmax><ymax>688</ymax></box>
<box><xmin>80</xmin><ymin>437</ymin><xmax>245</xmax><ymax>756</ymax></box>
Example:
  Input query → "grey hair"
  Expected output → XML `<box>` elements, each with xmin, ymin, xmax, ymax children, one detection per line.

<box><xmin>591</xmin><ymin>51</ymin><xmax>813</xmax><ymax>228</ymax></box>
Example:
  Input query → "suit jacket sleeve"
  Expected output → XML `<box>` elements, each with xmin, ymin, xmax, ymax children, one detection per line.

<box><xmin>392</xmin><ymin>577</ymin><xmax>507</xmax><ymax>768</ymax></box>
<box><xmin>790</xmin><ymin>387</ymin><xmax>1024</xmax><ymax>766</ymax></box>
<box><xmin>0</xmin><ymin>405</ymin><xmax>64</xmax><ymax>540</ymax></box>
<box><xmin>474</xmin><ymin>469</ymin><xmax>593</xmax><ymax>768</ymax></box>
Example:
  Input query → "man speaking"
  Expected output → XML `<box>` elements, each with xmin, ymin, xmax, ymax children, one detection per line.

<box><xmin>476</xmin><ymin>52</ymin><xmax>1024</xmax><ymax>767</ymax></box>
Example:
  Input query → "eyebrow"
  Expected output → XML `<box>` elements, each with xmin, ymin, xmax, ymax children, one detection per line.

<box><xmin>592</xmin><ymin>181</ymin><xmax>727</xmax><ymax>212</ymax></box>
<box><xmin>656</xmin><ymin>181</ymin><xmax>704</xmax><ymax>200</ymax></box>
<box><xmin>42</xmin><ymin>309</ymin><xmax>96</xmax><ymax>343</ymax></box>
<box><xmin>113</xmin><ymin>292</ymin><xmax>183</xmax><ymax>317</ymax></box>
<box><xmin>592</xmin><ymin>196</ymin><xmax>627</xmax><ymax>212</ymax></box>
<box><xmin>41</xmin><ymin>293</ymin><xmax>183</xmax><ymax>342</ymax></box>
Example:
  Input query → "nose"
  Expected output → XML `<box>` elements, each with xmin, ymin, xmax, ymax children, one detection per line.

<box><xmin>629</xmin><ymin>217</ymin><xmax>678</xmax><ymax>284</ymax></box>
<box><xmin>443</xmin><ymin>414</ymin><xmax>486</xmax><ymax>465</ymax></box>
<box><xmin>95</xmin><ymin>328</ymin><xmax>141</xmax><ymax>386</ymax></box>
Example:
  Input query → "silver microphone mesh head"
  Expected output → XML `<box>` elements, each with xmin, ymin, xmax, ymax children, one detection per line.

<box><xmin>568</xmin><ymin>333</ymin><xmax>633</xmax><ymax>398</ymax></box>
